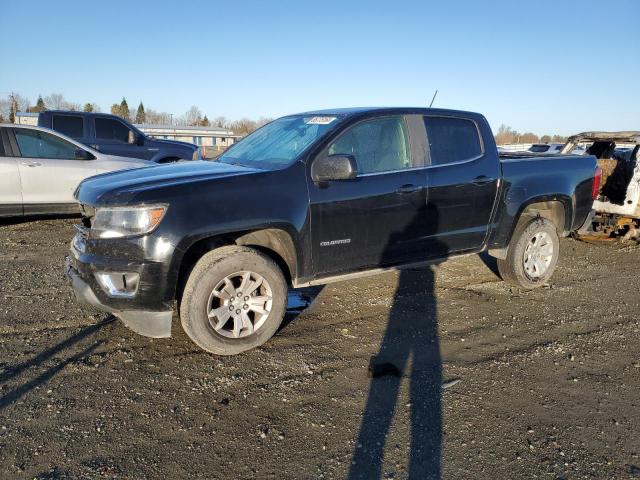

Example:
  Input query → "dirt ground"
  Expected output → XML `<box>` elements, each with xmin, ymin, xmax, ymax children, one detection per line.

<box><xmin>0</xmin><ymin>218</ymin><xmax>639</xmax><ymax>480</ymax></box>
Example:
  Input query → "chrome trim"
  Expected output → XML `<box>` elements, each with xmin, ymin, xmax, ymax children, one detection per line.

<box><xmin>358</xmin><ymin>166</ymin><xmax>429</xmax><ymax>177</ymax></box>
<box><xmin>357</xmin><ymin>153</ymin><xmax>486</xmax><ymax>177</ymax></box>
<box><xmin>422</xmin><ymin>153</ymin><xmax>485</xmax><ymax>170</ymax></box>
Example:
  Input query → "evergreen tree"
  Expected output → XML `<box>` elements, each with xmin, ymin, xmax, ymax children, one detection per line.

<box><xmin>135</xmin><ymin>102</ymin><xmax>146</xmax><ymax>124</ymax></box>
<box><xmin>119</xmin><ymin>97</ymin><xmax>130</xmax><ymax>121</ymax></box>
<box><xmin>110</xmin><ymin>103</ymin><xmax>121</xmax><ymax>116</ymax></box>
<box><xmin>32</xmin><ymin>95</ymin><xmax>45</xmax><ymax>112</ymax></box>
<box><xmin>83</xmin><ymin>103</ymin><xmax>94</xmax><ymax>112</ymax></box>
<box><xmin>200</xmin><ymin>115</ymin><xmax>210</xmax><ymax>127</ymax></box>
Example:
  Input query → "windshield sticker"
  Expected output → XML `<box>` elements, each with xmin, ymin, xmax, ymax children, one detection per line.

<box><xmin>305</xmin><ymin>116</ymin><xmax>337</xmax><ymax>125</ymax></box>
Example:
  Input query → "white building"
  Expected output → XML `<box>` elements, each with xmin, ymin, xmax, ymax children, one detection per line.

<box><xmin>136</xmin><ymin>123</ymin><xmax>241</xmax><ymax>150</ymax></box>
<box><xmin>14</xmin><ymin>111</ymin><xmax>39</xmax><ymax>125</ymax></box>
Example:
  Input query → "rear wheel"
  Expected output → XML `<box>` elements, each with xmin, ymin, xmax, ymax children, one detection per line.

<box><xmin>497</xmin><ymin>216</ymin><xmax>559</xmax><ymax>289</ymax></box>
<box><xmin>180</xmin><ymin>246</ymin><xmax>287</xmax><ymax>355</ymax></box>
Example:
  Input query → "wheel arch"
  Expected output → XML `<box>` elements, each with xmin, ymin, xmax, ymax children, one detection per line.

<box><xmin>175</xmin><ymin>227</ymin><xmax>298</xmax><ymax>304</ymax></box>
<box><xmin>489</xmin><ymin>196</ymin><xmax>571</xmax><ymax>259</ymax></box>
<box><xmin>519</xmin><ymin>199</ymin><xmax>569</xmax><ymax>235</ymax></box>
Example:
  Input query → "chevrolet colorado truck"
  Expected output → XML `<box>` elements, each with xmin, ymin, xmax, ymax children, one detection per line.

<box><xmin>65</xmin><ymin>107</ymin><xmax>599</xmax><ymax>355</ymax></box>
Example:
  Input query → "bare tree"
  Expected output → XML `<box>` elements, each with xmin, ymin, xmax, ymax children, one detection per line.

<box><xmin>145</xmin><ymin>109</ymin><xmax>172</xmax><ymax>125</ymax></box>
<box><xmin>44</xmin><ymin>93</ymin><xmax>66</xmax><ymax>109</ymax></box>
<box><xmin>0</xmin><ymin>93</ymin><xmax>30</xmax><ymax>121</ymax></box>
<box><xmin>519</xmin><ymin>132</ymin><xmax>539</xmax><ymax>144</ymax></box>
<box><xmin>213</xmin><ymin>116</ymin><xmax>229</xmax><ymax>128</ymax></box>
<box><xmin>494</xmin><ymin>124</ymin><xmax>523</xmax><ymax>145</ymax></box>
<box><xmin>184</xmin><ymin>105</ymin><xmax>203</xmax><ymax>126</ymax></box>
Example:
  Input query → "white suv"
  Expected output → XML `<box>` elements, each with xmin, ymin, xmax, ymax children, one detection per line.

<box><xmin>0</xmin><ymin>124</ymin><xmax>153</xmax><ymax>217</ymax></box>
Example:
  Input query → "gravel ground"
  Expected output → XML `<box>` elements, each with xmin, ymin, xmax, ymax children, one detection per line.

<box><xmin>0</xmin><ymin>218</ymin><xmax>639</xmax><ymax>479</ymax></box>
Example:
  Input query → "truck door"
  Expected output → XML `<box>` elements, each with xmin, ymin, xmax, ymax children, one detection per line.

<box><xmin>0</xmin><ymin>129</ymin><xmax>23</xmax><ymax>216</ymax></box>
<box><xmin>11</xmin><ymin>128</ymin><xmax>97</xmax><ymax>208</ymax></box>
<box><xmin>93</xmin><ymin>116</ymin><xmax>150</xmax><ymax>159</ymax></box>
<box><xmin>422</xmin><ymin>115</ymin><xmax>500</xmax><ymax>253</ymax></box>
<box><xmin>307</xmin><ymin>115</ymin><xmax>431</xmax><ymax>276</ymax></box>
<box><xmin>50</xmin><ymin>113</ymin><xmax>87</xmax><ymax>143</ymax></box>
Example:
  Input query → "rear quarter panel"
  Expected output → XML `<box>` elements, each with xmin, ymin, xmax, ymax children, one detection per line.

<box><xmin>488</xmin><ymin>154</ymin><xmax>597</xmax><ymax>248</ymax></box>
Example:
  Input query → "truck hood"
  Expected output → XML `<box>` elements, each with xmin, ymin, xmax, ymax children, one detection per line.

<box><xmin>75</xmin><ymin>160</ymin><xmax>261</xmax><ymax>205</ymax></box>
<box><xmin>152</xmin><ymin>138</ymin><xmax>197</xmax><ymax>150</ymax></box>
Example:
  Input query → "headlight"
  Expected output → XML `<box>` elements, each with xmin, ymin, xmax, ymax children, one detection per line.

<box><xmin>92</xmin><ymin>205</ymin><xmax>168</xmax><ymax>238</ymax></box>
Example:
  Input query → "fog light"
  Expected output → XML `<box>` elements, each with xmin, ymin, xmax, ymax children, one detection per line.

<box><xmin>95</xmin><ymin>272</ymin><xmax>140</xmax><ymax>298</ymax></box>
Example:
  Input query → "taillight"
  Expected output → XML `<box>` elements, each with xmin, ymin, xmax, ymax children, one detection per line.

<box><xmin>592</xmin><ymin>166</ymin><xmax>602</xmax><ymax>200</ymax></box>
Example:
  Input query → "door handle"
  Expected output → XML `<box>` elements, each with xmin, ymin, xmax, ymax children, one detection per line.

<box><xmin>21</xmin><ymin>161</ymin><xmax>41</xmax><ymax>167</ymax></box>
<box><xmin>395</xmin><ymin>184</ymin><xmax>421</xmax><ymax>194</ymax></box>
<box><xmin>471</xmin><ymin>175</ymin><xmax>494</xmax><ymax>186</ymax></box>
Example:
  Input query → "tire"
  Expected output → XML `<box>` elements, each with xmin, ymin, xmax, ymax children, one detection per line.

<box><xmin>497</xmin><ymin>216</ymin><xmax>559</xmax><ymax>289</ymax></box>
<box><xmin>180</xmin><ymin>245</ymin><xmax>287</xmax><ymax>355</ymax></box>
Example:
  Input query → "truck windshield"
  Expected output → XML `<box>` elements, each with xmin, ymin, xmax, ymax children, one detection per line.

<box><xmin>217</xmin><ymin>115</ymin><xmax>340</xmax><ymax>169</ymax></box>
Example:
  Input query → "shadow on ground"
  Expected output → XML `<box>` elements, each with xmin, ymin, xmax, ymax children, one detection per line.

<box><xmin>0</xmin><ymin>317</ymin><xmax>114</xmax><ymax>411</ymax></box>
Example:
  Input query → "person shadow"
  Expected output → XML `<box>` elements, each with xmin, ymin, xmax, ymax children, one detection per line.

<box><xmin>348</xmin><ymin>206</ymin><xmax>447</xmax><ymax>480</ymax></box>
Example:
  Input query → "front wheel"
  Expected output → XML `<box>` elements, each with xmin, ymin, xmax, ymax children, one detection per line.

<box><xmin>497</xmin><ymin>217</ymin><xmax>559</xmax><ymax>289</ymax></box>
<box><xmin>180</xmin><ymin>246</ymin><xmax>287</xmax><ymax>355</ymax></box>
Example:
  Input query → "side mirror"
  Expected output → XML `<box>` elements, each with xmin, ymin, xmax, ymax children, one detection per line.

<box><xmin>128</xmin><ymin>131</ymin><xmax>145</xmax><ymax>145</ymax></box>
<box><xmin>312</xmin><ymin>154</ymin><xmax>358</xmax><ymax>182</ymax></box>
<box><xmin>74</xmin><ymin>148</ymin><xmax>93</xmax><ymax>160</ymax></box>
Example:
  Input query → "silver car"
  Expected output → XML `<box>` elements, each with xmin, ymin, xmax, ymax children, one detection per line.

<box><xmin>0</xmin><ymin>124</ymin><xmax>152</xmax><ymax>217</ymax></box>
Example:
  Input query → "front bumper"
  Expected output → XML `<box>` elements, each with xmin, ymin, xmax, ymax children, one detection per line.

<box><xmin>65</xmin><ymin>256</ymin><xmax>173</xmax><ymax>338</ymax></box>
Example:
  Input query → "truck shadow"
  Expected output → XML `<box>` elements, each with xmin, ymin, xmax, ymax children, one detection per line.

<box><xmin>0</xmin><ymin>317</ymin><xmax>114</xmax><ymax>411</ymax></box>
<box><xmin>477</xmin><ymin>251</ymin><xmax>501</xmax><ymax>278</ymax></box>
<box><xmin>348</xmin><ymin>208</ymin><xmax>446</xmax><ymax>479</ymax></box>
<box><xmin>280</xmin><ymin>286</ymin><xmax>325</xmax><ymax>331</ymax></box>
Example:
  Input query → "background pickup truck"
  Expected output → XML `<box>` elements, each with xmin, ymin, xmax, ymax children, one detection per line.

<box><xmin>38</xmin><ymin>111</ymin><xmax>198</xmax><ymax>163</ymax></box>
<box><xmin>66</xmin><ymin>107</ymin><xmax>599</xmax><ymax>355</ymax></box>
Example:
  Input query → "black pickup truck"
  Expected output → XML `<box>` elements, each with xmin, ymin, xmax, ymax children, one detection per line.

<box><xmin>38</xmin><ymin>110</ymin><xmax>198</xmax><ymax>163</ymax></box>
<box><xmin>66</xmin><ymin>107</ymin><xmax>599</xmax><ymax>355</ymax></box>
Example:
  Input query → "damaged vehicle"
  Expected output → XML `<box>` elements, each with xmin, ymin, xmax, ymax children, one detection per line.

<box><xmin>560</xmin><ymin>131</ymin><xmax>640</xmax><ymax>239</ymax></box>
<box><xmin>65</xmin><ymin>107</ymin><xmax>599</xmax><ymax>355</ymax></box>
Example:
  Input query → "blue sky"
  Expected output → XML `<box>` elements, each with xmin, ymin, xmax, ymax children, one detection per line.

<box><xmin>1</xmin><ymin>0</ymin><xmax>638</xmax><ymax>135</ymax></box>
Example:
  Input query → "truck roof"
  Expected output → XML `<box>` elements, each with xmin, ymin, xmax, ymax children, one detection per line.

<box><xmin>295</xmin><ymin>106</ymin><xmax>483</xmax><ymax>118</ymax></box>
<box><xmin>39</xmin><ymin>110</ymin><xmax>119</xmax><ymax>119</ymax></box>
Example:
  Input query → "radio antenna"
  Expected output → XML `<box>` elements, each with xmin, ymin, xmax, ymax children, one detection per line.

<box><xmin>428</xmin><ymin>89</ymin><xmax>438</xmax><ymax>108</ymax></box>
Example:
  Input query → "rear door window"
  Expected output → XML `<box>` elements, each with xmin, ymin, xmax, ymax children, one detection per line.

<box><xmin>95</xmin><ymin>118</ymin><xmax>131</xmax><ymax>143</ymax></box>
<box><xmin>424</xmin><ymin>116</ymin><xmax>482</xmax><ymax>165</ymax></box>
<box><xmin>52</xmin><ymin>115</ymin><xmax>84</xmax><ymax>138</ymax></box>
<box><xmin>14</xmin><ymin>129</ymin><xmax>77</xmax><ymax>160</ymax></box>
